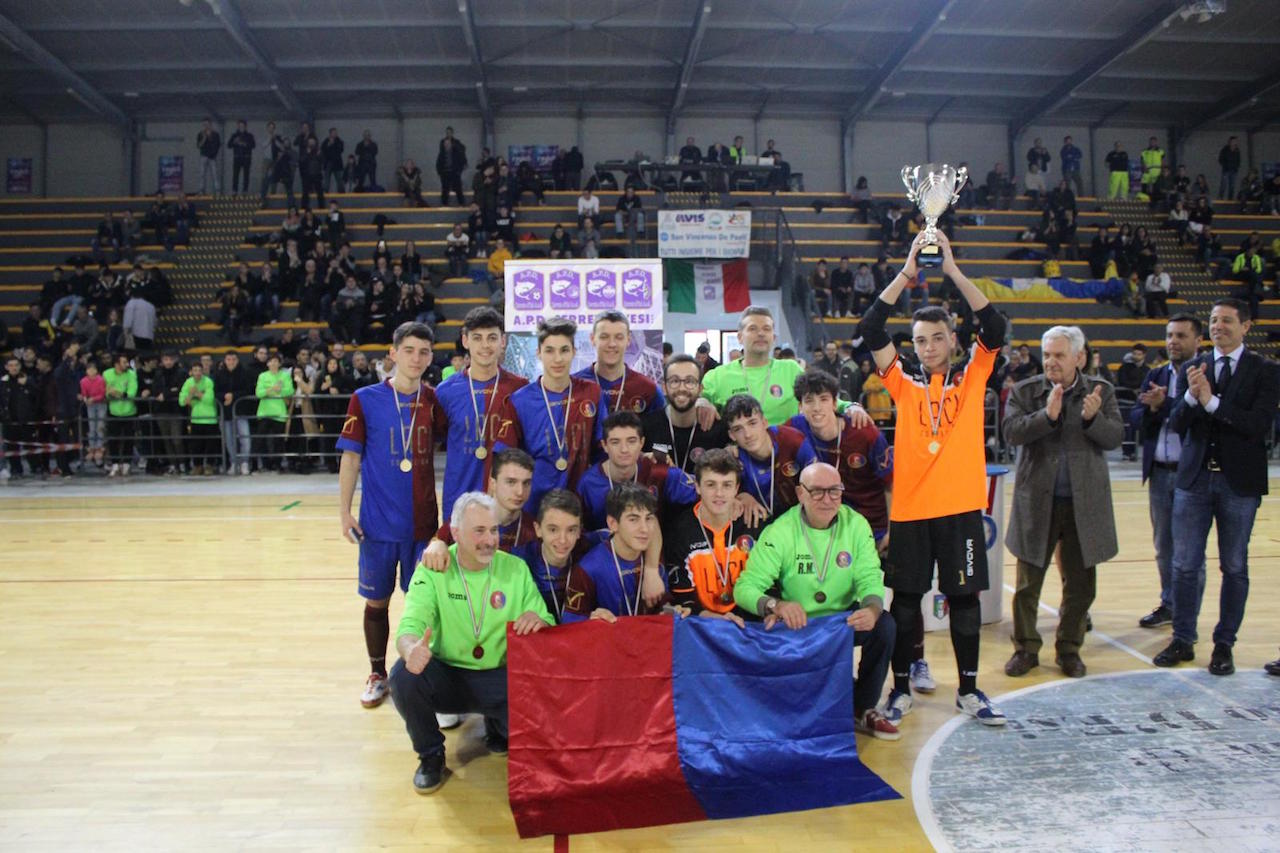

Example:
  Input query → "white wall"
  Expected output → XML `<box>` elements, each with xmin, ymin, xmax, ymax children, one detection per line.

<box><xmin>0</xmin><ymin>124</ymin><xmax>45</xmax><ymax>198</ymax></box>
<box><xmin>48</xmin><ymin>124</ymin><xmax>127</xmax><ymax>196</ymax></box>
<box><xmin>849</xmin><ymin>121</ymin><xmax>926</xmax><ymax>195</ymax></box>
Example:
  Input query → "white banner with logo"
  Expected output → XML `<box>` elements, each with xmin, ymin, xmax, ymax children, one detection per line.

<box><xmin>657</xmin><ymin>209</ymin><xmax>752</xmax><ymax>259</ymax></box>
<box><xmin>503</xmin><ymin>259</ymin><xmax>663</xmax><ymax>332</ymax></box>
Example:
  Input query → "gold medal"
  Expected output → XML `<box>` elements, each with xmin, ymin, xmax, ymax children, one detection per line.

<box><xmin>399</xmin><ymin>458</ymin><xmax>413</xmax><ymax>473</ymax></box>
<box><xmin>474</xmin><ymin>446</ymin><xmax>488</xmax><ymax>460</ymax></box>
<box><xmin>555</xmin><ymin>457</ymin><xmax>568</xmax><ymax>471</ymax></box>
<box><xmin>928</xmin><ymin>440</ymin><xmax>941</xmax><ymax>455</ymax></box>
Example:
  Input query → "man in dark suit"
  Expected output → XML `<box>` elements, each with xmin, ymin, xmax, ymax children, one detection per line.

<box><xmin>435</xmin><ymin>127</ymin><xmax>467</xmax><ymax>206</ymax></box>
<box><xmin>1135</xmin><ymin>314</ymin><xmax>1203</xmax><ymax>629</ymax></box>
<box><xmin>1155</xmin><ymin>298</ymin><xmax>1280</xmax><ymax>675</ymax></box>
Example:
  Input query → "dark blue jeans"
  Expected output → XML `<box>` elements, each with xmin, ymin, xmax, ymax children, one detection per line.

<box><xmin>1149</xmin><ymin>465</ymin><xmax>1204</xmax><ymax>610</ymax></box>
<box><xmin>853</xmin><ymin>611</ymin><xmax>895</xmax><ymax>716</ymax></box>
<box><xmin>389</xmin><ymin>656</ymin><xmax>508</xmax><ymax>759</ymax></box>
<box><xmin>1170</xmin><ymin>469</ymin><xmax>1260</xmax><ymax>646</ymax></box>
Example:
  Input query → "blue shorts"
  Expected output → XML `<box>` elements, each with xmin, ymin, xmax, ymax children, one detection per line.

<box><xmin>358</xmin><ymin>539</ymin><xmax>427</xmax><ymax>601</ymax></box>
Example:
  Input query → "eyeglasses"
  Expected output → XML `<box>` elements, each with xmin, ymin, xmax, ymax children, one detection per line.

<box><xmin>800</xmin><ymin>484</ymin><xmax>845</xmax><ymax>501</ymax></box>
<box><xmin>664</xmin><ymin>377</ymin><xmax>700</xmax><ymax>387</ymax></box>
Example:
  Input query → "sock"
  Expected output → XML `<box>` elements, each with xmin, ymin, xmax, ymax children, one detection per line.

<box><xmin>949</xmin><ymin>594</ymin><xmax>981</xmax><ymax>695</ymax></box>
<box><xmin>913</xmin><ymin>613</ymin><xmax>926</xmax><ymax>662</ymax></box>
<box><xmin>364</xmin><ymin>603</ymin><xmax>390</xmax><ymax>677</ymax></box>
<box><xmin>889</xmin><ymin>591</ymin><xmax>923</xmax><ymax>695</ymax></box>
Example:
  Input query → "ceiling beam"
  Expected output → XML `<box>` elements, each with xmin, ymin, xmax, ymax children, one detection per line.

<box><xmin>668</xmin><ymin>0</ymin><xmax>712</xmax><ymax>121</ymax></box>
<box><xmin>456</xmin><ymin>0</ymin><xmax>493</xmax><ymax>132</ymax></box>
<box><xmin>843</xmin><ymin>0</ymin><xmax>957</xmax><ymax>124</ymax></box>
<box><xmin>0</xmin><ymin>11</ymin><xmax>131</xmax><ymax>130</ymax></box>
<box><xmin>1182</xmin><ymin>62</ymin><xmax>1280</xmax><ymax>134</ymax></box>
<box><xmin>1008</xmin><ymin>2</ymin><xmax>1178</xmax><ymax>137</ymax></box>
<box><xmin>205</xmin><ymin>0</ymin><xmax>308</xmax><ymax>119</ymax></box>
<box><xmin>4</xmin><ymin>96</ymin><xmax>46</xmax><ymax>126</ymax></box>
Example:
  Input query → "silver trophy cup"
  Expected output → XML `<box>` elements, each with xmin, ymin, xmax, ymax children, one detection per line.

<box><xmin>901</xmin><ymin>163</ymin><xmax>967</xmax><ymax>268</ymax></box>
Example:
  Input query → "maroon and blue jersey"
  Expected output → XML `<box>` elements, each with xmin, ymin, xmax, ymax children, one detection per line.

<box><xmin>435</xmin><ymin>368</ymin><xmax>529</xmax><ymax>523</ymax></box>
<box><xmin>492</xmin><ymin>376</ymin><xmax>604</xmax><ymax>513</ymax></box>
<box><xmin>572</xmin><ymin>363</ymin><xmax>666</xmax><ymax>417</ymax></box>
<box><xmin>511</xmin><ymin>532</ymin><xmax>608</xmax><ymax>623</ymax></box>
<box><xmin>562</xmin><ymin>538</ymin><xmax>666</xmax><ymax>622</ymax></box>
<box><xmin>575</xmin><ymin>456</ymin><xmax>699</xmax><ymax>531</ymax></box>
<box><xmin>786</xmin><ymin>415</ymin><xmax>893</xmax><ymax>535</ymax></box>
<box><xmin>734</xmin><ymin>425</ymin><xmax>818</xmax><ymax>522</ymax></box>
<box><xmin>436</xmin><ymin>508</ymin><xmax>538</xmax><ymax>553</ymax></box>
<box><xmin>337</xmin><ymin>380</ymin><xmax>446</xmax><ymax>542</ymax></box>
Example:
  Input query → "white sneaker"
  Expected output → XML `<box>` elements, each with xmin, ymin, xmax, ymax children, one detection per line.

<box><xmin>107</xmin><ymin>464</ymin><xmax>119</xmax><ymax>477</ymax></box>
<box><xmin>880</xmin><ymin>689</ymin><xmax>914</xmax><ymax>725</ymax></box>
<box><xmin>361</xmin><ymin>673</ymin><xmax>389</xmax><ymax>708</ymax></box>
<box><xmin>909</xmin><ymin>659</ymin><xmax>937</xmax><ymax>693</ymax></box>
<box><xmin>436</xmin><ymin>713</ymin><xmax>464</xmax><ymax>730</ymax></box>
<box><xmin>955</xmin><ymin>689</ymin><xmax>1007</xmax><ymax>726</ymax></box>
<box><xmin>240</xmin><ymin>462</ymin><xmax>250</xmax><ymax>476</ymax></box>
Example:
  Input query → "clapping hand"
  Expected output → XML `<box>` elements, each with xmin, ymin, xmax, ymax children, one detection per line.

<box><xmin>1045</xmin><ymin>383</ymin><xmax>1065</xmax><ymax>421</ymax></box>
<box><xmin>1138</xmin><ymin>384</ymin><xmax>1167</xmax><ymax>411</ymax></box>
<box><xmin>1186</xmin><ymin>363</ymin><xmax>1212</xmax><ymax>405</ymax></box>
<box><xmin>1081</xmin><ymin>385</ymin><xmax>1103</xmax><ymax>421</ymax></box>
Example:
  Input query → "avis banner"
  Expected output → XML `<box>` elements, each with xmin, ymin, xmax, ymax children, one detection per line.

<box><xmin>657</xmin><ymin>209</ymin><xmax>752</xmax><ymax>259</ymax></box>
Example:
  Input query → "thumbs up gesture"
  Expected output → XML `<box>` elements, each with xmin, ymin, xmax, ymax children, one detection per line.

<box><xmin>405</xmin><ymin>628</ymin><xmax>433</xmax><ymax>674</ymax></box>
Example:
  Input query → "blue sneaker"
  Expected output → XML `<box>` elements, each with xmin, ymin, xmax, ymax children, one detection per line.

<box><xmin>881</xmin><ymin>689</ymin><xmax>914</xmax><ymax>725</ymax></box>
<box><xmin>909</xmin><ymin>659</ymin><xmax>936</xmax><ymax>693</ymax></box>
<box><xmin>955</xmin><ymin>689</ymin><xmax>1007</xmax><ymax>726</ymax></box>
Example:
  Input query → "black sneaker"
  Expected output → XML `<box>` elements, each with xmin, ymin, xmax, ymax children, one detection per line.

<box><xmin>413</xmin><ymin>754</ymin><xmax>446</xmax><ymax>795</ymax></box>
<box><xmin>1265</xmin><ymin>655</ymin><xmax>1280</xmax><ymax>677</ymax></box>
<box><xmin>1139</xmin><ymin>605</ymin><xmax>1173</xmax><ymax>628</ymax></box>
<box><xmin>1153</xmin><ymin>639</ymin><xmax>1194</xmax><ymax>667</ymax></box>
<box><xmin>484</xmin><ymin>732</ymin><xmax>509</xmax><ymax>755</ymax></box>
<box><xmin>1208</xmin><ymin>643</ymin><xmax>1234</xmax><ymax>676</ymax></box>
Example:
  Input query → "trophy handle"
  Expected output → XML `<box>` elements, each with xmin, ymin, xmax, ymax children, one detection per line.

<box><xmin>949</xmin><ymin>165</ymin><xmax>968</xmax><ymax>206</ymax></box>
<box><xmin>901</xmin><ymin>166</ymin><xmax>917</xmax><ymax>203</ymax></box>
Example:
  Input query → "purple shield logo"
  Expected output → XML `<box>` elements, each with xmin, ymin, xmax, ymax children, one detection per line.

<box><xmin>585</xmin><ymin>268</ymin><xmax>617</xmax><ymax>309</ymax></box>
<box><xmin>511</xmin><ymin>269</ymin><xmax>544</xmax><ymax>310</ymax></box>
<box><xmin>549</xmin><ymin>269</ymin><xmax>580</xmax><ymax>310</ymax></box>
<box><xmin>621</xmin><ymin>268</ymin><xmax>653</xmax><ymax>309</ymax></box>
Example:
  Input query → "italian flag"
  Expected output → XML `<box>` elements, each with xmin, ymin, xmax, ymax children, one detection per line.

<box><xmin>665</xmin><ymin>259</ymin><xmax>750</xmax><ymax>314</ymax></box>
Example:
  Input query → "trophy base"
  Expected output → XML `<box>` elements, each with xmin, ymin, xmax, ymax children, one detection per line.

<box><xmin>917</xmin><ymin>243</ymin><xmax>943</xmax><ymax>268</ymax></box>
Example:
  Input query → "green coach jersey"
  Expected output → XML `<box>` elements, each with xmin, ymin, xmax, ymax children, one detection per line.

<box><xmin>701</xmin><ymin>357</ymin><xmax>852</xmax><ymax>426</ymax></box>
<box><xmin>179</xmin><ymin>376</ymin><xmax>218</xmax><ymax>424</ymax></box>
<box><xmin>396</xmin><ymin>547</ymin><xmax>553</xmax><ymax>670</ymax></box>
<box><xmin>254</xmin><ymin>369</ymin><xmax>294</xmax><ymax>422</ymax></box>
<box><xmin>734</xmin><ymin>504</ymin><xmax>884</xmax><ymax>616</ymax></box>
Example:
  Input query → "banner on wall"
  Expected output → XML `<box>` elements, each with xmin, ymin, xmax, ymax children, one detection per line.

<box><xmin>657</xmin><ymin>209</ymin><xmax>752</xmax><ymax>259</ymax></box>
<box><xmin>158</xmin><ymin>156</ymin><xmax>184</xmax><ymax>194</ymax></box>
<box><xmin>5</xmin><ymin>158</ymin><xmax>32</xmax><ymax>194</ymax></box>
<box><xmin>503</xmin><ymin>259</ymin><xmax>663</xmax><ymax>332</ymax></box>
<box><xmin>507</xmin><ymin>145</ymin><xmax>560</xmax><ymax>172</ymax></box>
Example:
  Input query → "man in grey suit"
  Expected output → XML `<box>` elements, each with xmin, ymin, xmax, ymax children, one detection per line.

<box><xmin>1002</xmin><ymin>326</ymin><xmax>1123</xmax><ymax>678</ymax></box>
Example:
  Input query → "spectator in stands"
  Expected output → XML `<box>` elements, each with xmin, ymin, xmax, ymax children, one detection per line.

<box><xmin>77</xmin><ymin>358</ymin><xmax>106</xmax><ymax>468</ymax></box>
<box><xmin>1106</xmin><ymin>141</ymin><xmax>1130</xmax><ymax>200</ymax></box>
<box><xmin>413</xmin><ymin>282</ymin><xmax>437</xmax><ymax>328</ymax></box>
<box><xmin>1218</xmin><ymin>135</ymin><xmax>1241</xmax><ymax>200</ymax></box>
<box><xmin>399</xmin><ymin>240</ymin><xmax>422</xmax><ymax>283</ymax></box>
<box><xmin>811</xmin><ymin>260</ymin><xmax>831</xmax><ymax>318</ymax></box>
<box><xmin>830</xmin><ymin>256</ymin><xmax>853</xmax><ymax>318</ymax></box>
<box><xmin>1056</xmin><ymin>136</ymin><xmax>1082</xmax><ymax>197</ymax></box>
<box><xmin>761</xmin><ymin>140</ymin><xmax>790</xmax><ymax>190</ymax></box>
<box><xmin>1198</xmin><ymin>225</ymin><xmax>1228</xmax><ymax>275</ymax></box>
<box><xmin>515</xmin><ymin>160</ymin><xmax>545</xmax><ymax>206</ymax></box>
<box><xmin>486</xmin><ymin>239</ymin><xmax>512</xmax><ymax>292</ymax></box>
<box><xmin>1088</xmin><ymin>226</ymin><xmax>1112</xmax><ymax>279</ymax></box>
<box><xmin>564</xmin><ymin>146</ymin><xmax>584</xmax><ymax>190</ymax></box>
<box><xmin>1132</xmin><ymin>226</ymin><xmax>1158</xmax><ymax>279</ymax></box>
<box><xmin>365</xmin><ymin>280</ymin><xmax>391</xmax><ymax>341</ymax></box>
<box><xmin>493</xmin><ymin>205</ymin><xmax>516</xmax><ymax>247</ymax></box>
<box><xmin>70</xmin><ymin>303</ymin><xmax>98</xmax><ymax>351</ymax></box>
<box><xmin>1086</xmin><ymin>347</ymin><xmax>1115</xmax><ymax>386</ymax></box>
<box><xmin>1027</xmin><ymin>138</ymin><xmax>1050</xmax><ymax>175</ymax></box>
<box><xmin>396</xmin><ymin>160</ymin><xmax>425</xmax><ymax>207</ymax></box>
<box><xmin>495</xmin><ymin>163</ymin><xmax>515</xmax><ymax>211</ymax></box>
<box><xmin>39</xmin><ymin>267</ymin><xmax>65</xmax><ymax>319</ymax></box>
<box><xmin>984</xmin><ymin>163</ymin><xmax>1014</xmax><ymax>209</ymax></box>
<box><xmin>445</xmin><ymin>223</ymin><xmax>470</xmax><ymax>278</ymax></box>
<box><xmin>254</xmin><ymin>353</ymin><xmax>292</xmax><ymax>473</ymax></box>
<box><xmin>227</xmin><ymin>119</ymin><xmax>255</xmax><ymax>194</ymax></box>
<box><xmin>577</xmin><ymin>217</ymin><xmax>602</xmax><ymax>259</ymax></box>
<box><xmin>1</xmin><ymin>355</ymin><xmax>36</xmax><ymax>478</ymax></box>
<box><xmin>466</xmin><ymin>203</ymin><xmax>487</xmax><ymax>258</ymax></box>
<box><xmin>171</xmin><ymin>193</ymin><xmax>198</xmax><ymax>247</ymax></box>
<box><xmin>122</xmin><ymin>292</ymin><xmax>156</xmax><ymax>353</ymax></box>
<box><xmin>1231</xmin><ymin>245</ymin><xmax>1265</xmax><ymax>319</ymax></box>
<box><xmin>93</xmin><ymin>212</ymin><xmax>122</xmax><ymax>264</ymax></box>
<box><xmin>144</xmin><ymin>192</ymin><xmax>174</xmax><ymax>251</ymax></box>
<box><xmin>678</xmin><ymin>136</ymin><xmax>703</xmax><ymax>187</ymax></box>
<box><xmin>1265</xmin><ymin>171</ymin><xmax>1280</xmax><ymax>215</ymax></box>
<box><xmin>549</xmin><ymin>223</ymin><xmax>572</xmax><ymax>259</ymax></box>
<box><xmin>614</xmin><ymin>186</ymin><xmax>645</xmax><ymax>254</ymax></box>
<box><xmin>1144</xmin><ymin>262</ymin><xmax>1172</xmax><ymax>318</ymax></box>
<box><xmin>850</xmin><ymin>261</ymin><xmax>876</xmax><ymax>317</ymax></box>
<box><xmin>1165</xmin><ymin>199</ymin><xmax>1190</xmax><ymax>246</ymax></box>
<box><xmin>1024</xmin><ymin>163</ymin><xmax>1046</xmax><ymax>209</ymax></box>
<box><xmin>955</xmin><ymin>162</ymin><xmax>976</xmax><ymax>208</ymax></box>
<box><xmin>220</xmin><ymin>283</ymin><xmax>249</xmax><ymax>344</ymax></box>
<box><xmin>1048</xmin><ymin>179</ymin><xmax>1076</xmax><ymax>218</ymax></box>
<box><xmin>197</xmin><ymin>118</ymin><xmax>222</xmax><ymax>195</ymax></box>
<box><xmin>1238</xmin><ymin>169</ymin><xmax>1265</xmax><ymax>214</ymax></box>
<box><xmin>1149</xmin><ymin>165</ymin><xmax>1175</xmax><ymax>211</ymax></box>
<box><xmin>50</xmin><ymin>263</ymin><xmax>89</xmax><ymax>328</ymax></box>
<box><xmin>349</xmin><ymin>351</ymin><xmax>376</xmax><ymax>388</ymax></box>
<box><xmin>355</xmin><ymin>130</ymin><xmax>378</xmax><ymax>190</ymax></box>
<box><xmin>324</xmin><ymin>200</ymin><xmax>346</xmax><ymax>249</ymax></box>
<box><xmin>849</xmin><ymin>176</ymin><xmax>873</xmax><ymax>223</ymax></box>
<box><xmin>576</xmin><ymin>187</ymin><xmax>600</xmax><ymax>229</ymax></box>
<box><xmin>1139</xmin><ymin>136</ymin><xmax>1164</xmax><ymax>199</ymax></box>
<box><xmin>1013</xmin><ymin>344</ymin><xmax>1042</xmax><ymax>381</ymax></box>
<box><xmin>316</xmin><ymin>127</ymin><xmax>343</xmax><ymax>194</ymax></box>
<box><xmin>299</xmin><ymin>138</ymin><xmax>325</xmax><ymax>209</ymax></box>
<box><xmin>1116</xmin><ymin>343</ymin><xmax>1147</xmax><ymax>392</ymax></box>
<box><xmin>436</xmin><ymin>127</ymin><xmax>468</xmax><ymax>206</ymax></box>
<box><xmin>1187</xmin><ymin>196</ymin><xmax>1214</xmax><ymax>245</ymax></box>
<box><xmin>103</xmin><ymin>352</ymin><xmax>137</xmax><ymax>477</ymax></box>
<box><xmin>214</xmin><ymin>351</ymin><xmax>254</xmax><ymax>475</ymax></box>
<box><xmin>880</xmin><ymin>204</ymin><xmax>907</xmax><ymax>253</ymax></box>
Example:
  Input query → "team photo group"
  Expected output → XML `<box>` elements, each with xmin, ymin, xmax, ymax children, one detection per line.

<box><xmin>336</xmin><ymin>229</ymin><xmax>1277</xmax><ymax>798</ymax></box>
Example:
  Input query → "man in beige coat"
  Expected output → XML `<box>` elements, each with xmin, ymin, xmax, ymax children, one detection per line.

<box><xmin>1003</xmin><ymin>326</ymin><xmax>1123</xmax><ymax>678</ymax></box>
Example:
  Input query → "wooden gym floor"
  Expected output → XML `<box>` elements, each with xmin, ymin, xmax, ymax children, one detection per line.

<box><xmin>0</xmin><ymin>474</ymin><xmax>1276</xmax><ymax>851</ymax></box>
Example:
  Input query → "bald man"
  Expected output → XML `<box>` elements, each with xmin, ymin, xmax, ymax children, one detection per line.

<box><xmin>734</xmin><ymin>462</ymin><xmax>899</xmax><ymax>740</ymax></box>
